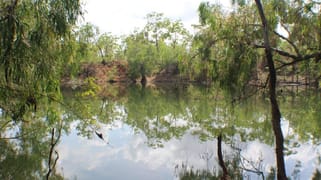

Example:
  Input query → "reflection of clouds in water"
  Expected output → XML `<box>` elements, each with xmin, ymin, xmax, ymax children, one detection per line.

<box><xmin>57</xmin><ymin>120</ymin><xmax>320</xmax><ymax>179</ymax></box>
<box><xmin>241</xmin><ymin>140</ymin><xmax>275</xmax><ymax>172</ymax></box>
<box><xmin>281</xmin><ymin>118</ymin><xmax>320</xmax><ymax>178</ymax></box>
<box><xmin>286</xmin><ymin>143</ymin><xmax>321</xmax><ymax>179</ymax></box>
<box><xmin>122</xmin><ymin>132</ymin><xmax>217</xmax><ymax>170</ymax></box>
<box><xmin>57</xmin><ymin>122</ymin><xmax>220</xmax><ymax>179</ymax></box>
<box><xmin>281</xmin><ymin>118</ymin><xmax>295</xmax><ymax>137</ymax></box>
<box><xmin>164</xmin><ymin>114</ymin><xmax>189</xmax><ymax>127</ymax></box>
<box><xmin>241</xmin><ymin>120</ymin><xmax>321</xmax><ymax>179</ymax></box>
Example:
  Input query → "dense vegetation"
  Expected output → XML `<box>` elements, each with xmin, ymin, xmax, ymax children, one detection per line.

<box><xmin>0</xmin><ymin>0</ymin><xmax>82</xmax><ymax>120</ymax></box>
<box><xmin>2</xmin><ymin>0</ymin><xmax>320</xmax><ymax>95</ymax></box>
<box><xmin>67</xmin><ymin>1</ymin><xmax>321</xmax><ymax>91</ymax></box>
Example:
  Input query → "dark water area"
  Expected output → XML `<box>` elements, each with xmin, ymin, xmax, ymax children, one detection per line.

<box><xmin>1</xmin><ymin>84</ymin><xmax>320</xmax><ymax>179</ymax></box>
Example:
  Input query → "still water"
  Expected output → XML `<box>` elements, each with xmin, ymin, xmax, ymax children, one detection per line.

<box><xmin>1</xmin><ymin>85</ymin><xmax>320</xmax><ymax>179</ymax></box>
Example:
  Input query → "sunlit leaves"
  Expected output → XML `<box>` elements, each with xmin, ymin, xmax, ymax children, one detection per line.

<box><xmin>96</xmin><ymin>33</ymin><xmax>119</xmax><ymax>61</ymax></box>
<box><xmin>124</xmin><ymin>12</ymin><xmax>191</xmax><ymax>80</ymax></box>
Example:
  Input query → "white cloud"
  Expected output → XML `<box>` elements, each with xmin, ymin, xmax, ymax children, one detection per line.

<box><xmin>82</xmin><ymin>0</ymin><xmax>230</xmax><ymax>35</ymax></box>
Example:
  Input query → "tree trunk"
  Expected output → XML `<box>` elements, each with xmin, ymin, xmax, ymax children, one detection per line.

<box><xmin>141</xmin><ymin>74</ymin><xmax>147</xmax><ymax>86</ymax></box>
<box><xmin>4</xmin><ymin>0</ymin><xmax>19</xmax><ymax>84</ymax></box>
<box><xmin>254</xmin><ymin>0</ymin><xmax>287</xmax><ymax>179</ymax></box>
<box><xmin>140</xmin><ymin>64</ymin><xmax>147</xmax><ymax>86</ymax></box>
<box><xmin>217</xmin><ymin>134</ymin><xmax>229</xmax><ymax>180</ymax></box>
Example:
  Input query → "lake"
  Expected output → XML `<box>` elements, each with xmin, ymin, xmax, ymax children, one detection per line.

<box><xmin>1</xmin><ymin>84</ymin><xmax>320</xmax><ymax>179</ymax></box>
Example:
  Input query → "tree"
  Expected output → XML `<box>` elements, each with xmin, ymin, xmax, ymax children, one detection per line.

<box><xmin>144</xmin><ymin>12</ymin><xmax>170</xmax><ymax>53</ymax></box>
<box><xmin>0</xmin><ymin>0</ymin><xmax>82</xmax><ymax>119</ymax></box>
<box><xmin>196</xmin><ymin>0</ymin><xmax>321</xmax><ymax>179</ymax></box>
<box><xmin>144</xmin><ymin>12</ymin><xmax>190</xmax><ymax>67</ymax></box>
<box><xmin>124</xmin><ymin>30</ymin><xmax>157</xmax><ymax>83</ymax></box>
<box><xmin>74</xmin><ymin>22</ymin><xmax>100</xmax><ymax>62</ymax></box>
<box><xmin>124</xmin><ymin>12</ymin><xmax>191</xmax><ymax>83</ymax></box>
<box><xmin>196</xmin><ymin>2</ymin><xmax>260</xmax><ymax>88</ymax></box>
<box><xmin>96</xmin><ymin>33</ymin><xmax>119</xmax><ymax>62</ymax></box>
<box><xmin>254</xmin><ymin>0</ymin><xmax>287</xmax><ymax>178</ymax></box>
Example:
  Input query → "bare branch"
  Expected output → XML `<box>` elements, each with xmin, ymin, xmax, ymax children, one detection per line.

<box><xmin>253</xmin><ymin>44</ymin><xmax>321</xmax><ymax>70</ymax></box>
<box><xmin>0</xmin><ymin>120</ymin><xmax>12</xmax><ymax>130</ymax></box>
<box><xmin>273</xmin><ymin>30</ymin><xmax>301</xmax><ymax>57</ymax></box>
<box><xmin>0</xmin><ymin>129</ymin><xmax>40</xmax><ymax>140</ymax></box>
<box><xmin>46</xmin><ymin>125</ymin><xmax>62</xmax><ymax>179</ymax></box>
<box><xmin>276</xmin><ymin>52</ymin><xmax>321</xmax><ymax>70</ymax></box>
<box><xmin>253</xmin><ymin>44</ymin><xmax>298</xmax><ymax>59</ymax></box>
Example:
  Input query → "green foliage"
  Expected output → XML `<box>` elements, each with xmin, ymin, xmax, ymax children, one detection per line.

<box><xmin>281</xmin><ymin>91</ymin><xmax>321</xmax><ymax>142</ymax></box>
<box><xmin>96</xmin><ymin>33</ymin><xmax>119</xmax><ymax>61</ymax></box>
<box><xmin>78</xmin><ymin>77</ymin><xmax>101</xmax><ymax>97</ymax></box>
<box><xmin>196</xmin><ymin>2</ymin><xmax>260</xmax><ymax>93</ymax></box>
<box><xmin>73</xmin><ymin>22</ymin><xmax>100</xmax><ymax>62</ymax></box>
<box><xmin>266</xmin><ymin>167</ymin><xmax>276</xmax><ymax>180</ymax></box>
<box><xmin>195</xmin><ymin>0</ymin><xmax>321</xmax><ymax>94</ymax></box>
<box><xmin>124</xmin><ymin>12</ymin><xmax>191</xmax><ymax>80</ymax></box>
<box><xmin>0</xmin><ymin>0</ymin><xmax>82</xmax><ymax>120</ymax></box>
<box><xmin>125</xmin><ymin>30</ymin><xmax>158</xmax><ymax>79</ymax></box>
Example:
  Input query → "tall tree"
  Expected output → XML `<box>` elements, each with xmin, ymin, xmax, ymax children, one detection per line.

<box><xmin>125</xmin><ymin>13</ymin><xmax>190</xmax><ymax>83</ymax></box>
<box><xmin>196</xmin><ymin>0</ymin><xmax>321</xmax><ymax>179</ymax></box>
<box><xmin>96</xmin><ymin>33</ymin><xmax>118</xmax><ymax>62</ymax></box>
<box><xmin>74</xmin><ymin>22</ymin><xmax>100</xmax><ymax>62</ymax></box>
<box><xmin>144</xmin><ymin>12</ymin><xmax>170</xmax><ymax>53</ymax></box>
<box><xmin>254</xmin><ymin>0</ymin><xmax>287</xmax><ymax>179</ymax></box>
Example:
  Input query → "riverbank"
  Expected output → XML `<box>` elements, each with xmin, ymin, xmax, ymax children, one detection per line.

<box><xmin>61</xmin><ymin>61</ymin><xmax>194</xmax><ymax>89</ymax></box>
<box><xmin>61</xmin><ymin>60</ymin><xmax>320</xmax><ymax>90</ymax></box>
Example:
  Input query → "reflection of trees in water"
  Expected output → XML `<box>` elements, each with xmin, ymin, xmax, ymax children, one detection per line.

<box><xmin>312</xmin><ymin>169</ymin><xmax>321</xmax><ymax>180</ymax></box>
<box><xmin>63</xmin><ymin>84</ymin><xmax>321</xmax><ymax>148</ymax></box>
<box><xmin>1</xmin><ymin>85</ymin><xmax>320</xmax><ymax>179</ymax></box>
<box><xmin>123</xmin><ymin>85</ymin><xmax>276</xmax><ymax>148</ymax></box>
<box><xmin>63</xmin><ymin>85</ymin><xmax>321</xmax><ymax>179</ymax></box>
<box><xmin>46</xmin><ymin>126</ymin><xmax>62</xmax><ymax>179</ymax></box>
<box><xmin>0</xmin><ymin>121</ymin><xmax>65</xmax><ymax>179</ymax></box>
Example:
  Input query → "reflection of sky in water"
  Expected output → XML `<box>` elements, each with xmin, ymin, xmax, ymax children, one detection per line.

<box><xmin>57</xmin><ymin>120</ymin><xmax>321</xmax><ymax>179</ymax></box>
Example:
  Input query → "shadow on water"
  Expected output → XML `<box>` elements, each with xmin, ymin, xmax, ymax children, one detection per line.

<box><xmin>0</xmin><ymin>83</ymin><xmax>321</xmax><ymax>179</ymax></box>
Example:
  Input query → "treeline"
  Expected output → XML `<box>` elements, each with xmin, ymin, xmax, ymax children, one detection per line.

<box><xmin>69</xmin><ymin>1</ymin><xmax>321</xmax><ymax>90</ymax></box>
<box><xmin>67</xmin><ymin>12</ymin><xmax>192</xmax><ymax>82</ymax></box>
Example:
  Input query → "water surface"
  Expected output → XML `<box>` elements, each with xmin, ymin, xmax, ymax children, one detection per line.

<box><xmin>1</xmin><ymin>85</ymin><xmax>320</xmax><ymax>179</ymax></box>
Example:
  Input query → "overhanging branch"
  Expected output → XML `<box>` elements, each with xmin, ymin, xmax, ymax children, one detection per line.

<box><xmin>253</xmin><ymin>44</ymin><xmax>298</xmax><ymax>59</ymax></box>
<box><xmin>273</xmin><ymin>30</ymin><xmax>301</xmax><ymax>57</ymax></box>
<box><xmin>253</xmin><ymin>44</ymin><xmax>321</xmax><ymax>69</ymax></box>
<box><xmin>276</xmin><ymin>52</ymin><xmax>321</xmax><ymax>70</ymax></box>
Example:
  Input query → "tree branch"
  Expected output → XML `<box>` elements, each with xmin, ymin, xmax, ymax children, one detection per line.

<box><xmin>253</xmin><ymin>44</ymin><xmax>298</xmax><ymax>59</ymax></box>
<box><xmin>46</xmin><ymin>125</ymin><xmax>62</xmax><ymax>179</ymax></box>
<box><xmin>273</xmin><ymin>30</ymin><xmax>301</xmax><ymax>57</ymax></box>
<box><xmin>276</xmin><ymin>52</ymin><xmax>321</xmax><ymax>70</ymax></box>
<box><xmin>253</xmin><ymin>44</ymin><xmax>321</xmax><ymax>70</ymax></box>
<box><xmin>0</xmin><ymin>120</ymin><xmax>12</xmax><ymax>131</ymax></box>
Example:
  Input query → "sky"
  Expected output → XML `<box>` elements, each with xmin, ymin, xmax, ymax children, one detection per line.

<box><xmin>81</xmin><ymin>0</ymin><xmax>232</xmax><ymax>36</ymax></box>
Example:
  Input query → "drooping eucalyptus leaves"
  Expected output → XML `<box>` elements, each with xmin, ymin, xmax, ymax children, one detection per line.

<box><xmin>0</xmin><ymin>0</ymin><xmax>82</xmax><ymax>119</ymax></box>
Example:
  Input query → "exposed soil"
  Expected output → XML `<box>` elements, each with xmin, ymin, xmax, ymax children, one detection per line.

<box><xmin>61</xmin><ymin>60</ymin><xmax>130</xmax><ymax>89</ymax></box>
<box><xmin>61</xmin><ymin>60</ymin><xmax>320</xmax><ymax>90</ymax></box>
<box><xmin>61</xmin><ymin>61</ymin><xmax>190</xmax><ymax>89</ymax></box>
